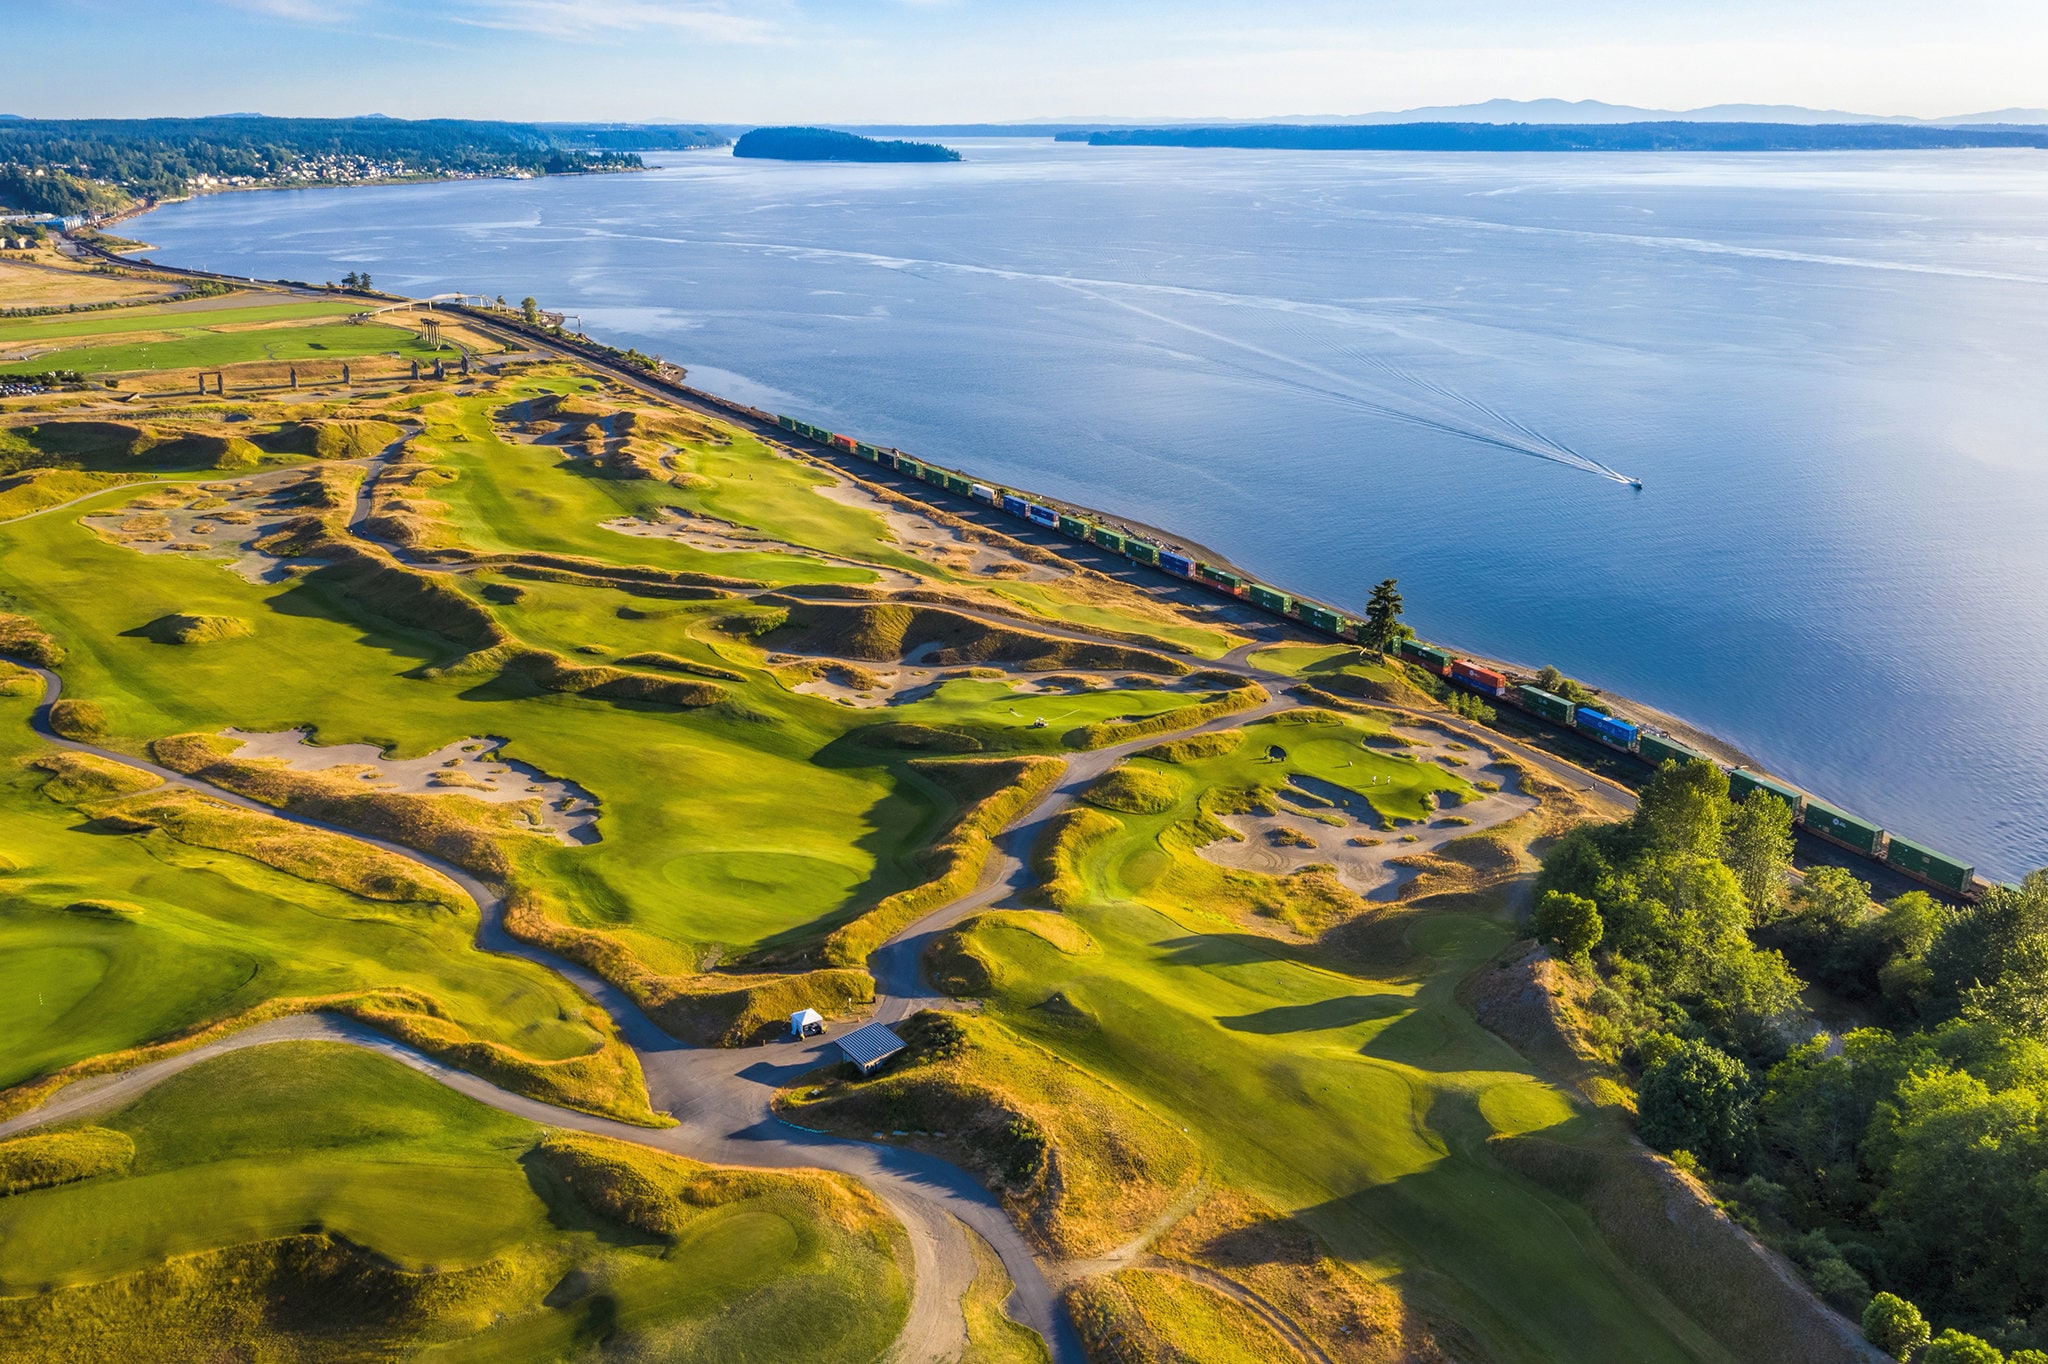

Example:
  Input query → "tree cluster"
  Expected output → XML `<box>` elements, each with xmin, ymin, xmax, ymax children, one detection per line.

<box><xmin>1536</xmin><ymin>758</ymin><xmax>2048</xmax><ymax>1357</ymax></box>
<box><xmin>0</xmin><ymin>117</ymin><xmax>694</xmax><ymax>209</ymax></box>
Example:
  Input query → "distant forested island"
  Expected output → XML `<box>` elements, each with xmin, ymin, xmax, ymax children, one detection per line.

<box><xmin>1058</xmin><ymin>122</ymin><xmax>2048</xmax><ymax>152</ymax></box>
<box><xmin>733</xmin><ymin>127</ymin><xmax>962</xmax><ymax>163</ymax></box>
<box><xmin>0</xmin><ymin>116</ymin><xmax>728</xmax><ymax>217</ymax></box>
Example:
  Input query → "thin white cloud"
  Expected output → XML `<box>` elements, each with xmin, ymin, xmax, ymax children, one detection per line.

<box><xmin>446</xmin><ymin>0</ymin><xmax>788</xmax><ymax>43</ymax></box>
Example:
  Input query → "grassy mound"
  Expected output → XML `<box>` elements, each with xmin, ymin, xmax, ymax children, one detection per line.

<box><xmin>0</xmin><ymin>1045</ymin><xmax>906</xmax><ymax>1363</ymax></box>
<box><xmin>821</xmin><ymin>755</ymin><xmax>1064</xmax><ymax>968</ymax></box>
<box><xmin>1155</xmin><ymin>1187</ymin><xmax>1435</xmax><ymax>1363</ymax></box>
<box><xmin>1068</xmin><ymin>680</ymin><xmax>1267</xmax><ymax>750</ymax></box>
<box><xmin>501</xmin><ymin>883</ymin><xmax>875</xmax><ymax>1047</ymax></box>
<box><xmin>88</xmin><ymin>787</ymin><xmax>466</xmax><ymax>910</ymax></box>
<box><xmin>0</xmin><ymin>1127</ymin><xmax>135</xmax><ymax>1196</ymax></box>
<box><xmin>855</xmin><ymin>721</ymin><xmax>985</xmax><ymax>753</ymax></box>
<box><xmin>1082</xmin><ymin>764</ymin><xmax>1184</xmax><ymax>815</ymax></box>
<box><xmin>130</xmin><ymin>613</ymin><xmax>252</xmax><ymax>646</ymax></box>
<box><xmin>927</xmin><ymin>910</ymin><xmax>1097</xmax><ymax>996</ymax></box>
<box><xmin>261</xmin><ymin>418</ymin><xmax>403</xmax><ymax>462</ymax></box>
<box><xmin>1069</xmin><ymin>1267</ymin><xmax>1306</xmax><ymax>1364</ymax></box>
<box><xmin>762</xmin><ymin>600</ymin><xmax>1187</xmax><ymax>675</ymax></box>
<box><xmin>495</xmin><ymin>647</ymin><xmax>726</xmax><ymax>708</ymax></box>
<box><xmin>46</xmin><ymin>697</ymin><xmax>107</xmax><ymax>742</ymax></box>
<box><xmin>63</xmin><ymin>897</ymin><xmax>146</xmax><ymax>919</ymax></box>
<box><xmin>1134</xmin><ymin>728</ymin><xmax>1243</xmax><ymax>763</ymax></box>
<box><xmin>780</xmin><ymin>1010</ymin><xmax>1201</xmax><ymax>1257</ymax></box>
<box><xmin>149</xmin><ymin>732</ymin><xmax>536</xmax><ymax>881</ymax></box>
<box><xmin>616</xmin><ymin>649</ymin><xmax>745</xmax><ymax>682</ymax></box>
<box><xmin>0</xmin><ymin>612</ymin><xmax>64</xmax><ymax>667</ymax></box>
<box><xmin>27</xmin><ymin>751</ymin><xmax>158</xmax><ymax>802</ymax></box>
<box><xmin>1031</xmin><ymin>806</ymin><xmax>1125</xmax><ymax>911</ymax></box>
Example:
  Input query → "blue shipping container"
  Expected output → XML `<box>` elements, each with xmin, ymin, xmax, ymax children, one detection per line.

<box><xmin>1026</xmin><ymin>504</ymin><xmax>1059</xmax><ymax>528</ymax></box>
<box><xmin>1575</xmin><ymin>709</ymin><xmax>1639</xmax><ymax>750</ymax></box>
<box><xmin>1001</xmin><ymin>495</ymin><xmax>1029</xmax><ymax>518</ymax></box>
<box><xmin>1159</xmin><ymin>552</ymin><xmax>1195</xmax><ymax>577</ymax></box>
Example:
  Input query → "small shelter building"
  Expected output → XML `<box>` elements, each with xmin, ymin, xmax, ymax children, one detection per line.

<box><xmin>835</xmin><ymin>1021</ymin><xmax>906</xmax><ymax>1076</ymax></box>
<box><xmin>790</xmin><ymin>1008</ymin><xmax>825</xmax><ymax>1039</ymax></box>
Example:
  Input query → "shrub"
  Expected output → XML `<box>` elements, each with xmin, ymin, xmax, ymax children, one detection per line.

<box><xmin>1533</xmin><ymin>890</ymin><xmax>1603</xmax><ymax>962</ymax></box>
<box><xmin>1636</xmin><ymin>1038</ymin><xmax>1756</xmax><ymax>1172</ymax></box>
<box><xmin>1861</xmin><ymin>1293</ymin><xmax>1930</xmax><ymax>1360</ymax></box>
<box><xmin>1921</xmin><ymin>1330</ymin><xmax>2004</xmax><ymax>1364</ymax></box>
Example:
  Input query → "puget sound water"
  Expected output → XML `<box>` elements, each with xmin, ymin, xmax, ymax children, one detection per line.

<box><xmin>134</xmin><ymin>141</ymin><xmax>2048</xmax><ymax>880</ymax></box>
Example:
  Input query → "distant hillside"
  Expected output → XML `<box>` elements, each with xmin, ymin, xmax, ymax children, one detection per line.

<box><xmin>1059</xmin><ymin>122</ymin><xmax>2048</xmax><ymax>152</ymax></box>
<box><xmin>733</xmin><ymin>127</ymin><xmax>961</xmax><ymax>163</ymax></box>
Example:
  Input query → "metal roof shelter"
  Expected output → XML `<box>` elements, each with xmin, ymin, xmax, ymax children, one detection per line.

<box><xmin>835</xmin><ymin>1021</ymin><xmax>907</xmax><ymax>1076</ymax></box>
<box><xmin>791</xmin><ymin>1008</ymin><xmax>825</xmax><ymax>1038</ymax></box>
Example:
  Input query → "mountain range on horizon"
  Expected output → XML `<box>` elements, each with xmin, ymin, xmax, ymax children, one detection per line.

<box><xmin>997</xmin><ymin>97</ymin><xmax>2048</xmax><ymax>129</ymax></box>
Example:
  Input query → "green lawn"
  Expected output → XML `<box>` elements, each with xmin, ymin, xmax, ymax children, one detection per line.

<box><xmin>0</xmin><ymin>1044</ymin><xmax>908</xmax><ymax>1363</ymax></box>
<box><xmin>0</xmin><ymin>321</ymin><xmax>439</xmax><ymax>376</ymax></box>
<box><xmin>0</xmin><ymin>298</ymin><xmax>370</xmax><ymax>345</ymax></box>
<box><xmin>941</xmin><ymin>711</ymin><xmax>1731</xmax><ymax>1363</ymax></box>
<box><xmin>0</xmin><ymin>684</ymin><xmax>604</xmax><ymax>1090</ymax></box>
<box><xmin>0</xmin><ymin>484</ymin><xmax>976</xmax><ymax>963</ymax></box>
<box><xmin>404</xmin><ymin>381</ymin><xmax>904</xmax><ymax>586</ymax></box>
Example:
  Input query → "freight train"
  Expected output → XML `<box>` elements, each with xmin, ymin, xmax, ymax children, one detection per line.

<box><xmin>772</xmin><ymin>413</ymin><xmax>1986</xmax><ymax>901</ymax></box>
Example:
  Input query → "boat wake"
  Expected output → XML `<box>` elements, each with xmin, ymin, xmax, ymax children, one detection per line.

<box><xmin>1057</xmin><ymin>278</ymin><xmax>1643</xmax><ymax>487</ymax></box>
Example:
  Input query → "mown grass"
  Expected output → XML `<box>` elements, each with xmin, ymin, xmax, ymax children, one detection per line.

<box><xmin>0</xmin><ymin>297</ymin><xmax>368</xmax><ymax>345</ymax></box>
<box><xmin>940</xmin><ymin>825</ymin><xmax>1733</xmax><ymax>1364</ymax></box>
<box><xmin>0</xmin><ymin>322</ymin><xmax>441</xmax><ymax>376</ymax></box>
<box><xmin>0</xmin><ymin>685</ymin><xmax>618</xmax><ymax>1102</ymax></box>
<box><xmin>962</xmin><ymin>1224</ymin><xmax>1052</xmax><ymax>1364</ymax></box>
<box><xmin>0</xmin><ymin>1044</ymin><xmax>909</xmax><ymax>1363</ymax></box>
<box><xmin>782</xmin><ymin>1010</ymin><xmax>1201</xmax><ymax>1258</ymax></box>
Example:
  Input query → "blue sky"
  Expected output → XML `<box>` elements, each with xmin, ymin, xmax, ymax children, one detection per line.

<box><xmin>8</xmin><ymin>0</ymin><xmax>2043</xmax><ymax>123</ymax></box>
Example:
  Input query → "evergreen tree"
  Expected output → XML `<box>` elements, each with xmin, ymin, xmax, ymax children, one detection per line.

<box><xmin>1364</xmin><ymin>578</ymin><xmax>1403</xmax><ymax>652</ymax></box>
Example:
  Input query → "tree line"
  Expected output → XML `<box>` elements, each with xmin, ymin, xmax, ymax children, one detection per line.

<box><xmin>0</xmin><ymin>117</ymin><xmax>729</xmax><ymax>214</ymax></box>
<box><xmin>1534</xmin><ymin>760</ymin><xmax>2048</xmax><ymax>1361</ymax></box>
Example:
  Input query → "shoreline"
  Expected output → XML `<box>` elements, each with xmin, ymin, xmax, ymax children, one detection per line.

<box><xmin>59</xmin><ymin>220</ymin><xmax>1979</xmax><ymax>888</ymax></box>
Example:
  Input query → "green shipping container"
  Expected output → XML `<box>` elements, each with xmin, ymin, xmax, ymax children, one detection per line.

<box><xmin>1126</xmin><ymin>541</ymin><xmax>1159</xmax><ymax>565</ymax></box>
<box><xmin>946</xmin><ymin>474</ymin><xmax>973</xmax><ymax>495</ymax></box>
<box><xmin>1802</xmin><ymin>799</ymin><xmax>1881</xmax><ymax>856</ymax></box>
<box><xmin>1093</xmin><ymin>527</ymin><xmax>1125</xmax><ymax>552</ymax></box>
<box><xmin>1396</xmin><ymin>639</ymin><xmax>1452</xmax><ymax>670</ymax></box>
<box><xmin>1638</xmin><ymin>732</ymin><xmax>1710</xmax><ymax>769</ymax></box>
<box><xmin>1515</xmin><ymin>685</ymin><xmax>1576</xmax><ymax>726</ymax></box>
<box><xmin>1200</xmin><ymin>565</ymin><xmax>1243</xmax><ymax>589</ymax></box>
<box><xmin>1729</xmin><ymin>769</ymin><xmax>1805</xmax><ymax>815</ymax></box>
<box><xmin>1058</xmin><ymin>514</ymin><xmax>1090</xmax><ymax>538</ymax></box>
<box><xmin>1884</xmin><ymin>836</ymin><xmax>1974</xmax><ymax>894</ymax></box>
<box><xmin>1300</xmin><ymin>605</ymin><xmax>1343</xmax><ymax>634</ymax></box>
<box><xmin>1248</xmin><ymin>585</ymin><xmax>1290</xmax><ymax>613</ymax></box>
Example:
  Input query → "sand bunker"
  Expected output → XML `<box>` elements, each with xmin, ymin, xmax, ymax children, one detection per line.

<box><xmin>218</xmin><ymin>728</ymin><xmax>600</xmax><ymax>844</ymax></box>
<box><xmin>1199</xmin><ymin>733</ymin><xmax>1536</xmax><ymax>901</ymax></box>
<box><xmin>83</xmin><ymin>468</ymin><xmax>328</xmax><ymax>583</ymax></box>
<box><xmin>602</xmin><ymin>507</ymin><xmax>920</xmax><ymax>589</ymax></box>
<box><xmin>811</xmin><ymin>476</ymin><xmax>1061</xmax><ymax>582</ymax></box>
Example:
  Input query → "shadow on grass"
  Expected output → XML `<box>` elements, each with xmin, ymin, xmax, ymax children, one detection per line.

<box><xmin>1216</xmin><ymin>993</ymin><xmax>1407</xmax><ymax>1034</ymax></box>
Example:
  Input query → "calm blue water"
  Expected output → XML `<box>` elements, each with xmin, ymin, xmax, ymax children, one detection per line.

<box><xmin>135</xmin><ymin>142</ymin><xmax>2048</xmax><ymax>879</ymax></box>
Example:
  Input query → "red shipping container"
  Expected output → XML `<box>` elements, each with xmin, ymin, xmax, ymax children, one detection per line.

<box><xmin>1450</xmin><ymin>660</ymin><xmax>1507</xmax><ymax>696</ymax></box>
